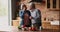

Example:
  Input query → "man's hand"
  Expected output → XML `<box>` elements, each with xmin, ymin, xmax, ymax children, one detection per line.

<box><xmin>29</xmin><ymin>16</ymin><xmax>32</xmax><ymax>19</ymax></box>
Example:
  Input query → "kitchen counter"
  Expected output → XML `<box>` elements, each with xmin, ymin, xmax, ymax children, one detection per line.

<box><xmin>42</xmin><ymin>21</ymin><xmax>59</xmax><ymax>29</ymax></box>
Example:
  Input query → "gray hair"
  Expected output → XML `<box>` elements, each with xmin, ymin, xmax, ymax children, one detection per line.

<box><xmin>29</xmin><ymin>2</ymin><xmax>36</xmax><ymax>9</ymax></box>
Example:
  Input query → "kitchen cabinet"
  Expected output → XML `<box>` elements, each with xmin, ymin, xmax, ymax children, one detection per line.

<box><xmin>12</xmin><ymin>20</ymin><xmax>20</xmax><ymax>26</ymax></box>
<box><xmin>42</xmin><ymin>21</ymin><xmax>59</xmax><ymax>29</ymax></box>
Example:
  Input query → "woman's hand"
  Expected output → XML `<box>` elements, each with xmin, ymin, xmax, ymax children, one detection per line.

<box><xmin>29</xmin><ymin>16</ymin><xmax>34</xmax><ymax>19</ymax></box>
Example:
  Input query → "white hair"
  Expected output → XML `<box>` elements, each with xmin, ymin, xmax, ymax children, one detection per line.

<box><xmin>20</xmin><ymin>4</ymin><xmax>24</xmax><ymax>9</ymax></box>
<box><xmin>29</xmin><ymin>2</ymin><xmax>34</xmax><ymax>6</ymax></box>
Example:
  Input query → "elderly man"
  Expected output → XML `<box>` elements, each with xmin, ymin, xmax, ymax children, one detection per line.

<box><xmin>29</xmin><ymin>3</ymin><xmax>42</xmax><ymax>31</ymax></box>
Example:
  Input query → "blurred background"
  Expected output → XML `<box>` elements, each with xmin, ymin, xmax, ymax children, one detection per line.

<box><xmin>12</xmin><ymin>0</ymin><xmax>60</xmax><ymax>29</ymax></box>
<box><xmin>0</xmin><ymin>0</ymin><xmax>60</xmax><ymax>32</ymax></box>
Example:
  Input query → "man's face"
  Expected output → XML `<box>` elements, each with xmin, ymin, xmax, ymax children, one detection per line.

<box><xmin>29</xmin><ymin>5</ymin><xmax>32</xmax><ymax>10</ymax></box>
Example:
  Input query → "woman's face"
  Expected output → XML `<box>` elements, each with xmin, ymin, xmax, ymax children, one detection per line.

<box><xmin>23</xmin><ymin>7</ymin><xmax>26</xmax><ymax>10</ymax></box>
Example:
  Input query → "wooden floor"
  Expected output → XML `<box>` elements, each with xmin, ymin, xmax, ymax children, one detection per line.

<box><xmin>0</xmin><ymin>27</ymin><xmax>59</xmax><ymax>32</ymax></box>
<box><xmin>0</xmin><ymin>29</ymin><xmax>59</xmax><ymax>32</ymax></box>
<box><xmin>16</xmin><ymin>29</ymin><xmax>59</xmax><ymax>32</ymax></box>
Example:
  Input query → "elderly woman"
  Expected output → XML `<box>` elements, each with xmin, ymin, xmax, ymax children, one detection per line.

<box><xmin>19</xmin><ymin>4</ymin><xmax>31</xmax><ymax>30</ymax></box>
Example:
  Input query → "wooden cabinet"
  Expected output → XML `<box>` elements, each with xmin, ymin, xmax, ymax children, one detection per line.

<box><xmin>12</xmin><ymin>20</ymin><xmax>20</xmax><ymax>26</ymax></box>
<box><xmin>12</xmin><ymin>17</ymin><xmax>21</xmax><ymax>26</ymax></box>
<box><xmin>46</xmin><ymin>0</ymin><xmax>59</xmax><ymax>10</ymax></box>
<box><xmin>42</xmin><ymin>21</ymin><xmax>51</xmax><ymax>29</ymax></box>
<box><xmin>42</xmin><ymin>21</ymin><xmax>59</xmax><ymax>29</ymax></box>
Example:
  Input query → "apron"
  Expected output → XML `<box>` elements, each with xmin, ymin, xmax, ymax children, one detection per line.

<box><xmin>24</xmin><ymin>13</ymin><xmax>30</xmax><ymax>26</ymax></box>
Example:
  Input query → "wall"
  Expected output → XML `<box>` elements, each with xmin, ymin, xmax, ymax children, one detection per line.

<box><xmin>35</xmin><ymin>3</ymin><xmax>59</xmax><ymax>21</ymax></box>
<box><xmin>0</xmin><ymin>0</ymin><xmax>8</xmax><ymax>26</ymax></box>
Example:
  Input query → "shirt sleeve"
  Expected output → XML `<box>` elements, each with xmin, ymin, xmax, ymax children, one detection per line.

<box><xmin>19</xmin><ymin>10</ymin><xmax>22</xmax><ymax>17</ymax></box>
<box><xmin>34</xmin><ymin>10</ymin><xmax>41</xmax><ymax>19</ymax></box>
